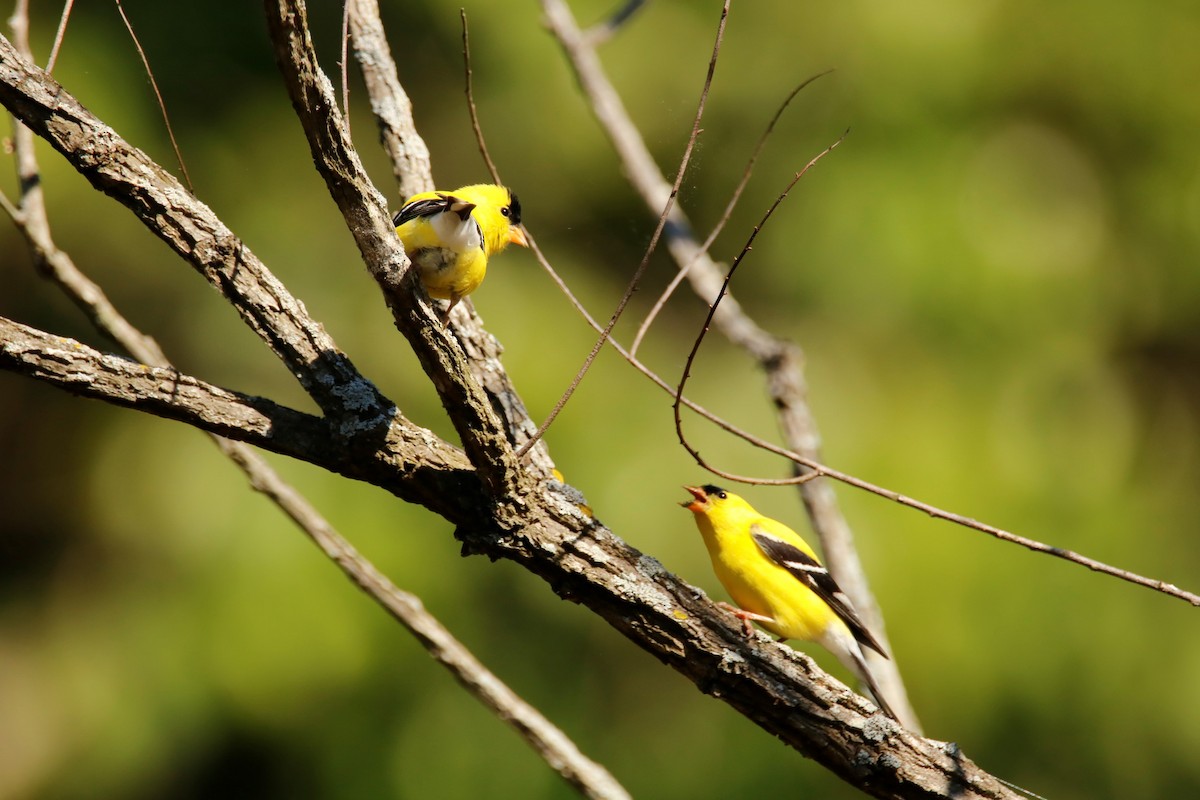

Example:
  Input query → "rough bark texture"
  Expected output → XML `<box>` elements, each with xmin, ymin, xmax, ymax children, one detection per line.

<box><xmin>0</xmin><ymin>23</ymin><xmax>1020</xmax><ymax>799</ymax></box>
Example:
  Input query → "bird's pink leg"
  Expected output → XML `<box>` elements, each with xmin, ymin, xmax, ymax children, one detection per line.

<box><xmin>440</xmin><ymin>297</ymin><xmax>460</xmax><ymax>325</ymax></box>
<box><xmin>717</xmin><ymin>602</ymin><xmax>773</xmax><ymax>638</ymax></box>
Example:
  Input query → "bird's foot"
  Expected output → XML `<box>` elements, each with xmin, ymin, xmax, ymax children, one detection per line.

<box><xmin>717</xmin><ymin>602</ymin><xmax>773</xmax><ymax>638</ymax></box>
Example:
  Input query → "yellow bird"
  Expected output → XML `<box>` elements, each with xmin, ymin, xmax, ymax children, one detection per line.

<box><xmin>682</xmin><ymin>484</ymin><xmax>896</xmax><ymax>719</ymax></box>
<box><xmin>393</xmin><ymin>184</ymin><xmax>528</xmax><ymax>322</ymax></box>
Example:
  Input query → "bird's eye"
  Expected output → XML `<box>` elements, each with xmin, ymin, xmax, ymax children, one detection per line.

<box><xmin>716</xmin><ymin>491</ymin><xmax>727</xmax><ymax>499</ymax></box>
<box><xmin>500</xmin><ymin>206</ymin><xmax>511</xmax><ymax>218</ymax></box>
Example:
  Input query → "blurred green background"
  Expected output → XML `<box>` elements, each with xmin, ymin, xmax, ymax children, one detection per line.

<box><xmin>2</xmin><ymin>0</ymin><xmax>1198</xmax><ymax>797</ymax></box>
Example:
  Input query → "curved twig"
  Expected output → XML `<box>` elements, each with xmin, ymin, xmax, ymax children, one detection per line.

<box><xmin>673</xmin><ymin>136</ymin><xmax>846</xmax><ymax>472</ymax></box>
<box><xmin>631</xmin><ymin>69</ymin><xmax>833</xmax><ymax>355</ymax></box>
<box><xmin>516</xmin><ymin>0</ymin><xmax>731</xmax><ymax>460</ymax></box>
<box><xmin>114</xmin><ymin>0</ymin><xmax>193</xmax><ymax>192</ymax></box>
<box><xmin>461</xmin><ymin>9</ymin><xmax>501</xmax><ymax>184</ymax></box>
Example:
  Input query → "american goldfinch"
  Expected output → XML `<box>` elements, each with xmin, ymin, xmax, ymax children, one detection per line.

<box><xmin>392</xmin><ymin>184</ymin><xmax>528</xmax><ymax>322</ymax></box>
<box><xmin>682</xmin><ymin>484</ymin><xmax>896</xmax><ymax>719</ymax></box>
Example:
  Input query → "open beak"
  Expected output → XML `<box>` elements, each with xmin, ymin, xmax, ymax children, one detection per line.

<box><xmin>681</xmin><ymin>485</ymin><xmax>708</xmax><ymax>511</ymax></box>
<box><xmin>508</xmin><ymin>225</ymin><xmax>529</xmax><ymax>248</ymax></box>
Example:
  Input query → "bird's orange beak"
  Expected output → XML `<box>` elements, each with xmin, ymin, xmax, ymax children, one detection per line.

<box><xmin>681</xmin><ymin>485</ymin><xmax>708</xmax><ymax>512</ymax></box>
<box><xmin>508</xmin><ymin>225</ymin><xmax>529</xmax><ymax>248</ymax></box>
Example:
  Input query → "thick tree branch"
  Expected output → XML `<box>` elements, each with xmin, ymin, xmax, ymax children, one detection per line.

<box><xmin>346</xmin><ymin>0</ymin><xmax>559</xmax><ymax>479</ymax></box>
<box><xmin>0</xmin><ymin>316</ymin><xmax>479</xmax><ymax>513</ymax></box>
<box><xmin>264</xmin><ymin>0</ymin><xmax>523</xmax><ymax>497</ymax></box>
<box><xmin>0</xmin><ymin>34</ymin><xmax>387</xmax><ymax>431</ymax></box>
<box><xmin>0</xmin><ymin>317</ymin><xmax>323</xmax><ymax>442</ymax></box>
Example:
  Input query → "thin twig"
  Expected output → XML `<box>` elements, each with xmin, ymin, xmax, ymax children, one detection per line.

<box><xmin>461</xmin><ymin>9</ymin><xmax>501</xmax><ymax>184</ymax></box>
<box><xmin>516</xmin><ymin>0</ymin><xmax>731</xmax><ymax>460</ymax></box>
<box><xmin>222</xmin><ymin>445</ymin><xmax>631</xmax><ymax>800</ymax></box>
<box><xmin>114</xmin><ymin>0</ymin><xmax>192</xmax><ymax>192</ymax></box>
<box><xmin>673</xmin><ymin>136</ymin><xmax>845</xmax><ymax>473</ymax></box>
<box><xmin>44</xmin><ymin>0</ymin><xmax>73</xmax><ymax>73</ymax></box>
<box><xmin>630</xmin><ymin>70</ymin><xmax>832</xmax><ymax>355</ymax></box>
<box><xmin>340</xmin><ymin>0</ymin><xmax>351</xmax><ymax>138</ymax></box>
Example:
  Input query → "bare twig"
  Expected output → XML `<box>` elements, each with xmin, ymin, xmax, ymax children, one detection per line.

<box><xmin>230</xmin><ymin>440</ymin><xmax>631</xmax><ymax>800</ymax></box>
<box><xmin>44</xmin><ymin>0</ymin><xmax>73</xmax><ymax>73</ymax></box>
<box><xmin>460</xmin><ymin>9</ymin><xmax>501</xmax><ymax>184</ymax></box>
<box><xmin>673</xmin><ymin>137</ymin><xmax>845</xmax><ymax>473</ymax></box>
<box><xmin>114</xmin><ymin>0</ymin><xmax>192</xmax><ymax>192</ymax></box>
<box><xmin>516</xmin><ymin>0</ymin><xmax>731</xmax><ymax>460</ymax></box>
<box><xmin>630</xmin><ymin>70</ymin><xmax>832</xmax><ymax>355</ymax></box>
<box><xmin>340</xmin><ymin>0</ymin><xmax>351</xmax><ymax>137</ymax></box>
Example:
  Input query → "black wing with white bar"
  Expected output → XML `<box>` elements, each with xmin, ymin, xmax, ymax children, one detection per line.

<box><xmin>392</xmin><ymin>194</ymin><xmax>476</xmax><ymax>227</ymax></box>
<box><xmin>750</xmin><ymin>525</ymin><xmax>888</xmax><ymax>657</ymax></box>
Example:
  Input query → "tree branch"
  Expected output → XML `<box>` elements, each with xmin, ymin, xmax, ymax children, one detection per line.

<box><xmin>264</xmin><ymin>0</ymin><xmax>524</xmax><ymax>496</ymax></box>
<box><xmin>0</xmin><ymin>33</ymin><xmax>388</xmax><ymax>429</ymax></box>
<box><xmin>344</xmin><ymin>0</ymin><xmax>560</xmax><ymax>479</ymax></box>
<box><xmin>346</xmin><ymin>0</ymin><xmax>433</xmax><ymax>200</ymax></box>
<box><xmin>0</xmin><ymin>316</ymin><xmax>473</xmax><ymax>511</ymax></box>
<box><xmin>0</xmin><ymin>316</ymin><xmax>322</xmax><ymax>442</ymax></box>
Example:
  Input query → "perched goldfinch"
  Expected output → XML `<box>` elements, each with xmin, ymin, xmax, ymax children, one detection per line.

<box><xmin>392</xmin><ymin>184</ymin><xmax>528</xmax><ymax>322</ymax></box>
<box><xmin>682</xmin><ymin>485</ymin><xmax>896</xmax><ymax>719</ymax></box>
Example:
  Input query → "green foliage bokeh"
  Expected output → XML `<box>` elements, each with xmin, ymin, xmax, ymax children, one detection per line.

<box><xmin>1</xmin><ymin>1</ymin><xmax>1198</xmax><ymax>798</ymax></box>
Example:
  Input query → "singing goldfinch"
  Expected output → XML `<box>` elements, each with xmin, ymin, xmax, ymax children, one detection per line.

<box><xmin>682</xmin><ymin>484</ymin><xmax>896</xmax><ymax>719</ymax></box>
<box><xmin>392</xmin><ymin>184</ymin><xmax>528</xmax><ymax>322</ymax></box>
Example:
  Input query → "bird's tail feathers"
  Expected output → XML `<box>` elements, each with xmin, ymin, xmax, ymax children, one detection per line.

<box><xmin>824</xmin><ymin>626</ymin><xmax>899</xmax><ymax>721</ymax></box>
